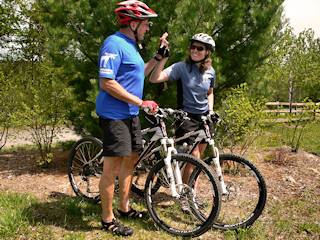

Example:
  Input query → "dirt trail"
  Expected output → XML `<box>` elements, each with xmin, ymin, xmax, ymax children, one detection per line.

<box><xmin>0</xmin><ymin>145</ymin><xmax>319</xmax><ymax>239</ymax></box>
<box><xmin>2</xmin><ymin>127</ymin><xmax>81</xmax><ymax>149</ymax></box>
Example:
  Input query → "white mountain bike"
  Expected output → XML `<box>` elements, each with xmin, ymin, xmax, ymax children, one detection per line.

<box><xmin>68</xmin><ymin>108</ymin><xmax>222</xmax><ymax>238</ymax></box>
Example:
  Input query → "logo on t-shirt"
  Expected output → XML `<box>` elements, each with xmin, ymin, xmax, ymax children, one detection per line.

<box><xmin>100</xmin><ymin>53</ymin><xmax>118</xmax><ymax>68</ymax></box>
<box><xmin>203</xmin><ymin>73</ymin><xmax>211</xmax><ymax>83</ymax></box>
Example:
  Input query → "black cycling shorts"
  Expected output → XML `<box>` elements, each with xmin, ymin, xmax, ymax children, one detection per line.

<box><xmin>99</xmin><ymin>116</ymin><xmax>142</xmax><ymax>157</ymax></box>
<box><xmin>175</xmin><ymin>112</ymin><xmax>214</xmax><ymax>145</ymax></box>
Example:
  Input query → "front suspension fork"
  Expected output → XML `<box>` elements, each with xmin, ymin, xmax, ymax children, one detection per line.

<box><xmin>209</xmin><ymin>140</ymin><xmax>228</xmax><ymax>195</ymax></box>
<box><xmin>162</xmin><ymin>138</ymin><xmax>182</xmax><ymax>198</ymax></box>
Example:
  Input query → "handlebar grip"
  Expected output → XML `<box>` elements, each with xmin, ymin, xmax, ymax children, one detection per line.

<box><xmin>140</xmin><ymin>105</ymin><xmax>152</xmax><ymax>113</ymax></box>
<box><xmin>165</xmin><ymin>108</ymin><xmax>175</xmax><ymax>115</ymax></box>
<box><xmin>210</xmin><ymin>112</ymin><xmax>222</xmax><ymax>123</ymax></box>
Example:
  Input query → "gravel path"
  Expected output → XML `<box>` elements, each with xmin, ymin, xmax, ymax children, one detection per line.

<box><xmin>2</xmin><ymin>127</ymin><xmax>82</xmax><ymax>149</ymax></box>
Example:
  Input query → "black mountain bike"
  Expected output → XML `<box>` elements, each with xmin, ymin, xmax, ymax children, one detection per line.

<box><xmin>133</xmin><ymin>109</ymin><xmax>267</xmax><ymax>231</ymax></box>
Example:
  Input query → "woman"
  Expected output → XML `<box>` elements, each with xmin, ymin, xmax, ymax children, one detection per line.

<box><xmin>150</xmin><ymin>33</ymin><xmax>216</xmax><ymax>208</ymax></box>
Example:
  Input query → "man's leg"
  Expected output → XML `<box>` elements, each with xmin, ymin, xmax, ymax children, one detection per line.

<box><xmin>100</xmin><ymin>156</ymin><xmax>123</xmax><ymax>223</ymax></box>
<box><xmin>118</xmin><ymin>152</ymin><xmax>139</xmax><ymax>212</ymax></box>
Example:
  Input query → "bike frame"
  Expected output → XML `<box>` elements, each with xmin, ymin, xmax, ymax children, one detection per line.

<box><xmin>143</xmin><ymin>113</ymin><xmax>229</xmax><ymax>195</ymax></box>
<box><xmin>135</xmin><ymin>110</ymin><xmax>185</xmax><ymax>198</ymax></box>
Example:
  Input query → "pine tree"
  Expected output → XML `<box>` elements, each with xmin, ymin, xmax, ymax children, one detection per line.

<box><xmin>39</xmin><ymin>0</ymin><xmax>284</xmax><ymax>136</ymax></box>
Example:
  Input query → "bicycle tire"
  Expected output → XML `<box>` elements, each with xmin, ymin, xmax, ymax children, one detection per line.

<box><xmin>68</xmin><ymin>136</ymin><xmax>103</xmax><ymax>203</ymax></box>
<box><xmin>131</xmin><ymin>135</ymin><xmax>162</xmax><ymax>197</ymax></box>
<box><xmin>144</xmin><ymin>153</ymin><xmax>221</xmax><ymax>237</ymax></box>
<box><xmin>204</xmin><ymin>153</ymin><xmax>267</xmax><ymax>230</ymax></box>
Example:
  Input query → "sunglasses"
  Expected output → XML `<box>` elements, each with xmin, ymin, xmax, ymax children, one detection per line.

<box><xmin>190</xmin><ymin>45</ymin><xmax>205</xmax><ymax>51</ymax></box>
<box><xmin>146</xmin><ymin>21</ymin><xmax>153</xmax><ymax>27</ymax></box>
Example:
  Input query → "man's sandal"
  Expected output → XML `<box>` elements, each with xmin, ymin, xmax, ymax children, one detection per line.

<box><xmin>101</xmin><ymin>218</ymin><xmax>134</xmax><ymax>236</ymax></box>
<box><xmin>117</xmin><ymin>208</ymin><xmax>148</xmax><ymax>219</ymax></box>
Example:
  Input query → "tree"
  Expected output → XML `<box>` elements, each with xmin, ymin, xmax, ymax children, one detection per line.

<box><xmin>212</xmin><ymin>0</ymin><xmax>284</xmax><ymax>101</ymax></box>
<box><xmin>266</xmin><ymin>28</ymin><xmax>320</xmax><ymax>110</ymax></box>
<box><xmin>0</xmin><ymin>0</ymin><xmax>30</xmax><ymax>59</ymax></box>
<box><xmin>0</xmin><ymin>0</ymin><xmax>28</xmax><ymax>149</ymax></box>
<box><xmin>1</xmin><ymin>1</ymin><xmax>72</xmax><ymax>166</ymax></box>
<box><xmin>15</xmin><ymin>61</ymin><xmax>72</xmax><ymax>166</ymax></box>
<box><xmin>0</xmin><ymin>70</ymin><xmax>11</xmax><ymax>149</ymax></box>
<box><xmin>302</xmin><ymin>36</ymin><xmax>320</xmax><ymax>102</ymax></box>
<box><xmin>39</xmin><ymin>0</ymin><xmax>284</xmax><ymax>136</ymax></box>
<box><xmin>38</xmin><ymin>0</ymin><xmax>120</xmax><ymax>138</ymax></box>
<box><xmin>261</xmin><ymin>27</ymin><xmax>320</xmax><ymax>152</ymax></box>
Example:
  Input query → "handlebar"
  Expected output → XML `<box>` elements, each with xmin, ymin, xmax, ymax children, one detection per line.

<box><xmin>172</xmin><ymin>109</ymin><xmax>222</xmax><ymax>123</ymax></box>
<box><xmin>202</xmin><ymin>111</ymin><xmax>222</xmax><ymax>123</ymax></box>
<box><xmin>144</xmin><ymin>107</ymin><xmax>222</xmax><ymax>123</ymax></box>
<box><xmin>145</xmin><ymin>108</ymin><xmax>187</xmax><ymax>120</ymax></box>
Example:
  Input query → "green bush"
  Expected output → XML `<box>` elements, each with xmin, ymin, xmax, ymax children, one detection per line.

<box><xmin>0</xmin><ymin>70</ymin><xmax>15</xmax><ymax>150</ymax></box>
<box><xmin>215</xmin><ymin>83</ymin><xmax>266</xmax><ymax>154</ymax></box>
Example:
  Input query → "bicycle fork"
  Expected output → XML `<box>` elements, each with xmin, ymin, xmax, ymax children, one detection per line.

<box><xmin>209</xmin><ymin>139</ymin><xmax>229</xmax><ymax>195</ymax></box>
<box><xmin>161</xmin><ymin>138</ymin><xmax>183</xmax><ymax>198</ymax></box>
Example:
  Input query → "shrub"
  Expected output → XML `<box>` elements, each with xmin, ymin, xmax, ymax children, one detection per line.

<box><xmin>215</xmin><ymin>83</ymin><xmax>266</xmax><ymax>154</ymax></box>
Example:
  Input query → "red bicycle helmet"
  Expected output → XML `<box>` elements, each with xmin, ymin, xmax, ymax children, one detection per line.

<box><xmin>115</xmin><ymin>0</ymin><xmax>158</xmax><ymax>26</ymax></box>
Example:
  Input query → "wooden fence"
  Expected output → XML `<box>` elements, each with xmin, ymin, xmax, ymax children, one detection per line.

<box><xmin>263</xmin><ymin>102</ymin><xmax>320</xmax><ymax>122</ymax></box>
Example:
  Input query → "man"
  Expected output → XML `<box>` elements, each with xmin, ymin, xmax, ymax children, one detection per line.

<box><xmin>96</xmin><ymin>0</ymin><xmax>169</xmax><ymax>237</ymax></box>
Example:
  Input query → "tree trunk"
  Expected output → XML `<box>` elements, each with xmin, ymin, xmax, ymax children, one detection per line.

<box><xmin>288</xmin><ymin>81</ymin><xmax>293</xmax><ymax>114</ymax></box>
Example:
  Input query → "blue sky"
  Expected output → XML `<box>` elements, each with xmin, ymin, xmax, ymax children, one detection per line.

<box><xmin>283</xmin><ymin>0</ymin><xmax>320</xmax><ymax>38</ymax></box>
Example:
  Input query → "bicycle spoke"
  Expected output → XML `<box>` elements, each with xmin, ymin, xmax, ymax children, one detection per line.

<box><xmin>145</xmin><ymin>154</ymin><xmax>221</xmax><ymax>237</ymax></box>
<box><xmin>68</xmin><ymin>137</ymin><xmax>103</xmax><ymax>203</ymax></box>
<box><xmin>208</xmin><ymin>153</ymin><xmax>267</xmax><ymax>230</ymax></box>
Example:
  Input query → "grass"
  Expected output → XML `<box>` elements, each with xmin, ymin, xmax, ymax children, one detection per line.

<box><xmin>255</xmin><ymin>120</ymin><xmax>320</xmax><ymax>154</ymax></box>
<box><xmin>262</xmin><ymin>190</ymin><xmax>320</xmax><ymax>240</ymax></box>
<box><xmin>0</xmin><ymin>192</ymin><xmax>183</xmax><ymax>240</ymax></box>
<box><xmin>0</xmin><ymin>192</ymin><xmax>38</xmax><ymax>238</ymax></box>
<box><xmin>0</xmin><ymin>190</ymin><xmax>319</xmax><ymax>239</ymax></box>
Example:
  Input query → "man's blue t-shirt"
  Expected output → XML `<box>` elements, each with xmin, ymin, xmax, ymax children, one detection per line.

<box><xmin>164</xmin><ymin>62</ymin><xmax>216</xmax><ymax>114</ymax></box>
<box><xmin>96</xmin><ymin>31</ymin><xmax>145</xmax><ymax>120</ymax></box>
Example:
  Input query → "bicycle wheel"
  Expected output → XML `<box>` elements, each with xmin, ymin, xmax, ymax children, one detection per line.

<box><xmin>145</xmin><ymin>153</ymin><xmax>221</xmax><ymax>237</ymax></box>
<box><xmin>204</xmin><ymin>153</ymin><xmax>267</xmax><ymax>230</ymax></box>
<box><xmin>131</xmin><ymin>135</ymin><xmax>163</xmax><ymax>197</ymax></box>
<box><xmin>68</xmin><ymin>136</ymin><xmax>103</xmax><ymax>203</ymax></box>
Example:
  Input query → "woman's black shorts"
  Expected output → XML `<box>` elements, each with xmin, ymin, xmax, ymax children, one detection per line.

<box><xmin>175</xmin><ymin>112</ymin><xmax>214</xmax><ymax>145</ymax></box>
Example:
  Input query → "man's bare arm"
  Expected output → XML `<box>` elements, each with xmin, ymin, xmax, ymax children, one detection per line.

<box><xmin>100</xmin><ymin>78</ymin><xmax>143</xmax><ymax>106</ymax></box>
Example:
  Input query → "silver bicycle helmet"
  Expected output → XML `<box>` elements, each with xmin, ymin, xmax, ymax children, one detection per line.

<box><xmin>190</xmin><ymin>33</ymin><xmax>215</xmax><ymax>52</ymax></box>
